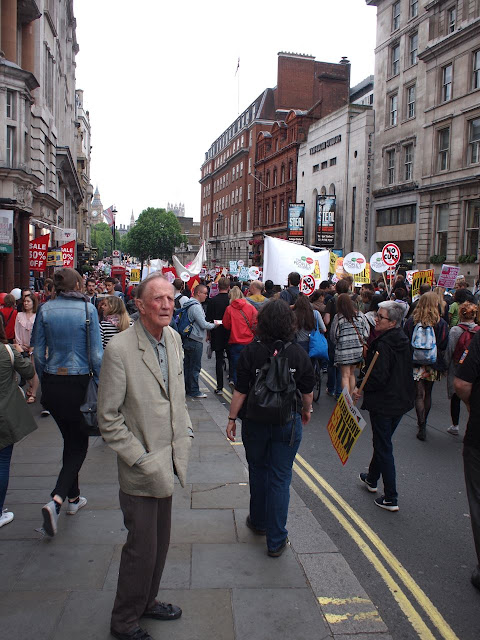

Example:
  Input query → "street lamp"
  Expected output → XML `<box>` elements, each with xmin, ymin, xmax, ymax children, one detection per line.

<box><xmin>111</xmin><ymin>205</ymin><xmax>118</xmax><ymax>254</ymax></box>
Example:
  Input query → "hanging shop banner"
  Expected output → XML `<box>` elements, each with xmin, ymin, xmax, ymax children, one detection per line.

<box><xmin>288</xmin><ymin>203</ymin><xmax>305</xmax><ymax>244</ymax></box>
<box><xmin>437</xmin><ymin>264</ymin><xmax>460</xmax><ymax>289</ymax></box>
<box><xmin>411</xmin><ymin>269</ymin><xmax>435</xmax><ymax>302</ymax></box>
<box><xmin>326</xmin><ymin>388</ymin><xmax>366</xmax><ymax>466</ymax></box>
<box><xmin>47</xmin><ymin>250</ymin><xmax>63</xmax><ymax>267</ymax></box>
<box><xmin>263</xmin><ymin>235</ymin><xmax>330</xmax><ymax>285</ymax></box>
<box><xmin>343</xmin><ymin>252</ymin><xmax>367</xmax><ymax>275</ymax></box>
<box><xmin>29</xmin><ymin>234</ymin><xmax>50</xmax><ymax>271</ymax></box>
<box><xmin>61</xmin><ymin>240</ymin><xmax>75</xmax><ymax>268</ymax></box>
<box><xmin>316</xmin><ymin>196</ymin><xmax>336</xmax><ymax>247</ymax></box>
<box><xmin>56</xmin><ymin>228</ymin><xmax>76</xmax><ymax>245</ymax></box>
<box><xmin>129</xmin><ymin>268</ymin><xmax>140</xmax><ymax>284</ymax></box>
<box><xmin>354</xmin><ymin>264</ymin><xmax>371</xmax><ymax>285</ymax></box>
<box><xmin>0</xmin><ymin>209</ymin><xmax>14</xmax><ymax>253</ymax></box>
<box><xmin>370</xmin><ymin>252</ymin><xmax>389</xmax><ymax>273</ymax></box>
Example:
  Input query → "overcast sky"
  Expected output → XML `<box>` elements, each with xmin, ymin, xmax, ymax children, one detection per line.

<box><xmin>74</xmin><ymin>0</ymin><xmax>377</xmax><ymax>227</ymax></box>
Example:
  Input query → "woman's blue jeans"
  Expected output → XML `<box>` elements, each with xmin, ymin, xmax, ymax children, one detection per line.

<box><xmin>229</xmin><ymin>343</ymin><xmax>246</xmax><ymax>384</ymax></box>
<box><xmin>241</xmin><ymin>414</ymin><xmax>302</xmax><ymax>551</ymax></box>
<box><xmin>0</xmin><ymin>444</ymin><xmax>14</xmax><ymax>512</ymax></box>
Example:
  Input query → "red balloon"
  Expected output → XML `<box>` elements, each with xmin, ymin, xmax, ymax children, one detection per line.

<box><xmin>0</xmin><ymin>292</ymin><xmax>6</xmax><ymax>305</ymax></box>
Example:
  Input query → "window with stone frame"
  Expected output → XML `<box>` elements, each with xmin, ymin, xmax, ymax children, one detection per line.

<box><xmin>406</xmin><ymin>84</ymin><xmax>416</xmax><ymax>119</ymax></box>
<box><xmin>446</xmin><ymin>5</ymin><xmax>456</xmax><ymax>33</ymax></box>
<box><xmin>281</xmin><ymin>165</ymin><xmax>285</xmax><ymax>183</ymax></box>
<box><xmin>436</xmin><ymin>204</ymin><xmax>449</xmax><ymax>255</ymax></box>
<box><xmin>265</xmin><ymin>203</ymin><xmax>269</xmax><ymax>225</ymax></box>
<box><xmin>272</xmin><ymin>200</ymin><xmax>277</xmax><ymax>223</ymax></box>
<box><xmin>273</xmin><ymin>167</ymin><xmax>277</xmax><ymax>186</ymax></box>
<box><xmin>391</xmin><ymin>43</ymin><xmax>400</xmax><ymax>76</ymax></box>
<box><xmin>392</xmin><ymin>1</ymin><xmax>400</xmax><ymax>30</ymax></box>
<box><xmin>404</xmin><ymin>144</ymin><xmax>413</xmax><ymax>181</ymax></box>
<box><xmin>6</xmin><ymin>126</ymin><xmax>15</xmax><ymax>167</ymax></box>
<box><xmin>465</xmin><ymin>200</ymin><xmax>480</xmax><ymax>257</ymax></box>
<box><xmin>409</xmin><ymin>32</ymin><xmax>418</xmax><ymax>66</ymax></box>
<box><xmin>387</xmin><ymin>149</ymin><xmax>396</xmax><ymax>185</ymax></box>
<box><xmin>389</xmin><ymin>93</ymin><xmax>398</xmax><ymax>126</ymax></box>
<box><xmin>6</xmin><ymin>90</ymin><xmax>15</xmax><ymax>120</ymax></box>
<box><xmin>438</xmin><ymin>127</ymin><xmax>450</xmax><ymax>171</ymax></box>
<box><xmin>410</xmin><ymin>0</ymin><xmax>418</xmax><ymax>18</ymax></box>
<box><xmin>442</xmin><ymin>64</ymin><xmax>453</xmax><ymax>102</ymax></box>
<box><xmin>473</xmin><ymin>51</ymin><xmax>480</xmax><ymax>90</ymax></box>
<box><xmin>469</xmin><ymin>118</ymin><xmax>480</xmax><ymax>164</ymax></box>
<box><xmin>289</xmin><ymin>161</ymin><xmax>293</xmax><ymax>180</ymax></box>
<box><xmin>280</xmin><ymin>200</ymin><xmax>285</xmax><ymax>221</ymax></box>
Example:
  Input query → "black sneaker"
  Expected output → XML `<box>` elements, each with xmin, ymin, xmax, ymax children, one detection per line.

<box><xmin>374</xmin><ymin>495</ymin><xmax>399</xmax><ymax>512</ymax></box>
<box><xmin>359</xmin><ymin>473</ymin><xmax>377</xmax><ymax>493</ymax></box>
<box><xmin>214</xmin><ymin>388</ymin><xmax>223</xmax><ymax>395</ymax></box>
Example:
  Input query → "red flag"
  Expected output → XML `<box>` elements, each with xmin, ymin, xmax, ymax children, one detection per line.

<box><xmin>61</xmin><ymin>240</ymin><xmax>76</xmax><ymax>268</ymax></box>
<box><xmin>29</xmin><ymin>234</ymin><xmax>50</xmax><ymax>272</ymax></box>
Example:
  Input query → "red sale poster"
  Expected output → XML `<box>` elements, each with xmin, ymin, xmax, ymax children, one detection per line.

<box><xmin>29</xmin><ymin>234</ymin><xmax>50</xmax><ymax>271</ymax></box>
<box><xmin>61</xmin><ymin>240</ymin><xmax>76</xmax><ymax>268</ymax></box>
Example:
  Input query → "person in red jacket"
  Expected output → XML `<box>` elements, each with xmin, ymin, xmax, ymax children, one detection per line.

<box><xmin>0</xmin><ymin>294</ymin><xmax>18</xmax><ymax>343</ymax></box>
<box><xmin>223</xmin><ymin>286</ymin><xmax>258</xmax><ymax>387</ymax></box>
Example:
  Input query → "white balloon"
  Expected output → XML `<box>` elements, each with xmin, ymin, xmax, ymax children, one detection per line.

<box><xmin>10</xmin><ymin>288</ymin><xmax>21</xmax><ymax>300</ymax></box>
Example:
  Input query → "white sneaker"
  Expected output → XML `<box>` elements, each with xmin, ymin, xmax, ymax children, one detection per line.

<box><xmin>0</xmin><ymin>510</ymin><xmax>14</xmax><ymax>527</ymax></box>
<box><xmin>192</xmin><ymin>393</ymin><xmax>207</xmax><ymax>399</ymax></box>
<box><xmin>66</xmin><ymin>497</ymin><xmax>87</xmax><ymax>515</ymax></box>
<box><xmin>447</xmin><ymin>425</ymin><xmax>459</xmax><ymax>436</ymax></box>
<box><xmin>40</xmin><ymin>410</ymin><xmax>50</xmax><ymax>417</ymax></box>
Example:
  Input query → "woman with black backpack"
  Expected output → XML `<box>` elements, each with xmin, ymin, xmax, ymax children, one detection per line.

<box><xmin>444</xmin><ymin>301</ymin><xmax>479</xmax><ymax>436</ymax></box>
<box><xmin>404</xmin><ymin>292</ymin><xmax>449</xmax><ymax>441</ymax></box>
<box><xmin>225</xmin><ymin>299</ymin><xmax>314</xmax><ymax>557</ymax></box>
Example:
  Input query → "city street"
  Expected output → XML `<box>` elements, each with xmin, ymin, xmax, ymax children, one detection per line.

<box><xmin>201</xmin><ymin>352</ymin><xmax>480</xmax><ymax>640</ymax></box>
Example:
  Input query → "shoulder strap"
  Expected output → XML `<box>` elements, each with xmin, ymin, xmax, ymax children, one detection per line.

<box><xmin>4</xmin><ymin>342</ymin><xmax>14</xmax><ymax>366</ymax></box>
<box><xmin>239</xmin><ymin>308</ymin><xmax>253</xmax><ymax>333</ymax></box>
<box><xmin>85</xmin><ymin>301</ymin><xmax>93</xmax><ymax>375</ymax></box>
<box><xmin>4</xmin><ymin>309</ymin><xmax>14</xmax><ymax>327</ymax></box>
<box><xmin>350</xmin><ymin>317</ymin><xmax>366</xmax><ymax>346</ymax></box>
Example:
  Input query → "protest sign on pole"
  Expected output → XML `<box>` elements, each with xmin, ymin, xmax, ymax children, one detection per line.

<box><xmin>60</xmin><ymin>240</ymin><xmax>75</xmax><ymax>268</ymax></box>
<box><xmin>370</xmin><ymin>252</ymin><xmax>389</xmax><ymax>273</ymax></box>
<box><xmin>411</xmin><ymin>269</ymin><xmax>434</xmax><ymax>302</ymax></box>
<box><xmin>129</xmin><ymin>268</ymin><xmax>140</xmax><ymax>284</ymax></box>
<box><xmin>238</xmin><ymin>266</ymin><xmax>250</xmax><ymax>281</ymax></box>
<box><xmin>300</xmin><ymin>274</ymin><xmax>316</xmax><ymax>296</ymax></box>
<box><xmin>29</xmin><ymin>234</ymin><xmax>50</xmax><ymax>271</ymax></box>
<box><xmin>326</xmin><ymin>389</ymin><xmax>367</xmax><ymax>465</ymax></box>
<box><xmin>343</xmin><ymin>252</ymin><xmax>367</xmax><ymax>275</ymax></box>
<box><xmin>354</xmin><ymin>264</ymin><xmax>371</xmax><ymax>286</ymax></box>
<box><xmin>329</xmin><ymin>252</ymin><xmax>337</xmax><ymax>274</ymax></box>
<box><xmin>437</xmin><ymin>264</ymin><xmax>460</xmax><ymax>289</ymax></box>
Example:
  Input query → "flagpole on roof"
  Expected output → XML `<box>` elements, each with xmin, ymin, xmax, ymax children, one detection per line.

<box><xmin>235</xmin><ymin>57</ymin><xmax>240</xmax><ymax>114</ymax></box>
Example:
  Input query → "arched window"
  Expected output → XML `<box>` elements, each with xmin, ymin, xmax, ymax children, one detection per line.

<box><xmin>329</xmin><ymin>183</ymin><xmax>336</xmax><ymax>196</ymax></box>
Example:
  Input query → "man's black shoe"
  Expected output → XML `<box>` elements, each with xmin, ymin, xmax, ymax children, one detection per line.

<box><xmin>142</xmin><ymin>601</ymin><xmax>182</xmax><ymax>621</ymax></box>
<box><xmin>268</xmin><ymin>537</ymin><xmax>289</xmax><ymax>557</ymax></box>
<box><xmin>111</xmin><ymin>627</ymin><xmax>153</xmax><ymax>640</ymax></box>
<box><xmin>417</xmin><ymin>423</ymin><xmax>426</xmax><ymax>441</ymax></box>
<box><xmin>471</xmin><ymin>566</ymin><xmax>480</xmax><ymax>591</ymax></box>
<box><xmin>214</xmin><ymin>388</ymin><xmax>223</xmax><ymax>394</ymax></box>
<box><xmin>246</xmin><ymin>515</ymin><xmax>266</xmax><ymax>535</ymax></box>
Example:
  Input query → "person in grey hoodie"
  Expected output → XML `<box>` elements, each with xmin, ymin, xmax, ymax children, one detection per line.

<box><xmin>183</xmin><ymin>284</ymin><xmax>216</xmax><ymax>398</ymax></box>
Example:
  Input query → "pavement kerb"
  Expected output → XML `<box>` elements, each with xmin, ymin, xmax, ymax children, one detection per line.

<box><xmin>193</xmin><ymin>391</ymin><xmax>392</xmax><ymax>640</ymax></box>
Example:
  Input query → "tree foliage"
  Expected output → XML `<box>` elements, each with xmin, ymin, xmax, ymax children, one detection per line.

<box><xmin>90</xmin><ymin>222</ymin><xmax>114</xmax><ymax>259</ymax></box>
<box><xmin>124</xmin><ymin>208</ymin><xmax>186</xmax><ymax>263</ymax></box>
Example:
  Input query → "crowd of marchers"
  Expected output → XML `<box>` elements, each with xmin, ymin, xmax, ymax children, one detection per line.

<box><xmin>0</xmin><ymin>267</ymin><xmax>479</xmax><ymax>640</ymax></box>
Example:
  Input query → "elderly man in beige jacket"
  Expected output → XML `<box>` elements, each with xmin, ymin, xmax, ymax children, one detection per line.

<box><xmin>98</xmin><ymin>273</ymin><xmax>192</xmax><ymax>640</ymax></box>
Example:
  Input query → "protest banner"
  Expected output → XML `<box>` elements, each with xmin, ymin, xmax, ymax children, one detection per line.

<box><xmin>335</xmin><ymin>257</ymin><xmax>345</xmax><ymax>280</ymax></box>
<box><xmin>326</xmin><ymin>388</ymin><xmax>366</xmax><ymax>465</ymax></box>
<box><xmin>61</xmin><ymin>240</ymin><xmax>75</xmax><ymax>268</ymax></box>
<box><xmin>405</xmin><ymin>270</ymin><xmax>417</xmax><ymax>285</ymax></box>
<box><xmin>263</xmin><ymin>236</ymin><xmax>329</xmax><ymax>285</ymax></box>
<box><xmin>29</xmin><ymin>234</ymin><xmax>50</xmax><ymax>271</ymax></box>
<box><xmin>411</xmin><ymin>269</ymin><xmax>434</xmax><ymax>302</ymax></box>
<box><xmin>437</xmin><ymin>264</ymin><xmax>460</xmax><ymax>289</ymax></box>
<box><xmin>172</xmin><ymin>241</ymin><xmax>206</xmax><ymax>279</ymax></box>
<box><xmin>209</xmin><ymin>283</ymin><xmax>219</xmax><ymax>297</ymax></box>
<box><xmin>354</xmin><ymin>264</ymin><xmax>371</xmax><ymax>285</ymax></box>
<box><xmin>161</xmin><ymin>267</ymin><xmax>177</xmax><ymax>284</ymax></box>
<box><xmin>238</xmin><ymin>266</ymin><xmax>250</xmax><ymax>281</ymax></box>
<box><xmin>329</xmin><ymin>252</ymin><xmax>337</xmax><ymax>274</ymax></box>
<box><xmin>229</xmin><ymin>261</ymin><xmax>238</xmax><ymax>275</ymax></box>
<box><xmin>47</xmin><ymin>250</ymin><xmax>63</xmax><ymax>267</ymax></box>
<box><xmin>129</xmin><ymin>268</ymin><xmax>140</xmax><ymax>284</ymax></box>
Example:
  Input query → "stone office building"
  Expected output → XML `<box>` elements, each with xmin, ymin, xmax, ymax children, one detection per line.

<box><xmin>367</xmin><ymin>0</ymin><xmax>480</xmax><ymax>276</ymax></box>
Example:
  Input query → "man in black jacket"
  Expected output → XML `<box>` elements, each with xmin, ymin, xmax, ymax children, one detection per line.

<box><xmin>353</xmin><ymin>301</ymin><xmax>414</xmax><ymax>512</ymax></box>
<box><xmin>206</xmin><ymin>277</ymin><xmax>231</xmax><ymax>393</ymax></box>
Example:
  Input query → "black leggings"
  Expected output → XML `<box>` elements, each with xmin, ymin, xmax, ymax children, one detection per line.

<box><xmin>450</xmin><ymin>393</ymin><xmax>461</xmax><ymax>426</ymax></box>
<box><xmin>415</xmin><ymin>379</ymin><xmax>435</xmax><ymax>426</ymax></box>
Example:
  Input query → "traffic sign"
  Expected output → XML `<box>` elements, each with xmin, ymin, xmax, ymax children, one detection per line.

<box><xmin>300</xmin><ymin>274</ymin><xmax>316</xmax><ymax>297</ymax></box>
<box><xmin>382</xmin><ymin>243</ymin><xmax>401</xmax><ymax>267</ymax></box>
<box><xmin>112</xmin><ymin>249</ymin><xmax>120</xmax><ymax>258</ymax></box>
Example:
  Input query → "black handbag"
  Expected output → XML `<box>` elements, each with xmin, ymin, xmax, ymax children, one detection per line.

<box><xmin>79</xmin><ymin>301</ymin><xmax>100</xmax><ymax>437</ymax></box>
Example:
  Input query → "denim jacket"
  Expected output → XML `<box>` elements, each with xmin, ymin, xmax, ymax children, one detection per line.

<box><xmin>32</xmin><ymin>294</ymin><xmax>103</xmax><ymax>383</ymax></box>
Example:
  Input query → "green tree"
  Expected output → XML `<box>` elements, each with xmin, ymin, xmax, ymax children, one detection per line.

<box><xmin>90</xmin><ymin>222</ymin><xmax>114</xmax><ymax>260</ymax></box>
<box><xmin>126</xmin><ymin>208</ymin><xmax>186</xmax><ymax>271</ymax></box>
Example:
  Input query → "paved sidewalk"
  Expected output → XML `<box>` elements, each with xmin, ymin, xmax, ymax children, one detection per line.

<box><xmin>1</xmin><ymin>391</ymin><xmax>392</xmax><ymax>640</ymax></box>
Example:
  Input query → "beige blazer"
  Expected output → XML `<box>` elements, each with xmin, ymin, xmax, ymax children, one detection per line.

<box><xmin>98</xmin><ymin>321</ymin><xmax>191</xmax><ymax>498</ymax></box>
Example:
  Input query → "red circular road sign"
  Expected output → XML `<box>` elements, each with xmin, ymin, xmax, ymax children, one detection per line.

<box><xmin>300</xmin><ymin>274</ymin><xmax>316</xmax><ymax>297</ymax></box>
<box><xmin>382</xmin><ymin>243</ymin><xmax>401</xmax><ymax>267</ymax></box>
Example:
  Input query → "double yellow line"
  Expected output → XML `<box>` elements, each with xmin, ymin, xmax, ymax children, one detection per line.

<box><xmin>199</xmin><ymin>368</ymin><xmax>459</xmax><ymax>640</ymax></box>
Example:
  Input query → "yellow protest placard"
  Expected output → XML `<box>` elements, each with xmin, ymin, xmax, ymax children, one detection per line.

<box><xmin>130</xmin><ymin>268</ymin><xmax>140</xmax><ymax>284</ymax></box>
<box><xmin>354</xmin><ymin>263</ymin><xmax>371</xmax><ymax>285</ymax></box>
<box><xmin>326</xmin><ymin>389</ymin><xmax>366</xmax><ymax>465</ymax></box>
<box><xmin>329</xmin><ymin>252</ymin><xmax>337</xmax><ymax>275</ymax></box>
<box><xmin>411</xmin><ymin>269</ymin><xmax>434</xmax><ymax>302</ymax></box>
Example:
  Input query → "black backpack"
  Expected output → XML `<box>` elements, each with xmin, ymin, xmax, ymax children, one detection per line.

<box><xmin>246</xmin><ymin>341</ymin><xmax>297</xmax><ymax>426</ymax></box>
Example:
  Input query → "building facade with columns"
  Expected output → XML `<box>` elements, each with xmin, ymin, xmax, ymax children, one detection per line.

<box><xmin>0</xmin><ymin>0</ymin><xmax>93</xmax><ymax>290</ymax></box>
<box><xmin>367</xmin><ymin>0</ymin><xmax>480</xmax><ymax>276</ymax></box>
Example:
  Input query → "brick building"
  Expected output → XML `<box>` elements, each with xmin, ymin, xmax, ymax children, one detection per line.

<box><xmin>199</xmin><ymin>52</ymin><xmax>350</xmax><ymax>267</ymax></box>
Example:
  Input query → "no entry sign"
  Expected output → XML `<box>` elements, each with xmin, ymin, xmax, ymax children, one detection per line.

<box><xmin>300</xmin><ymin>274</ymin><xmax>316</xmax><ymax>296</ymax></box>
<box><xmin>382</xmin><ymin>243</ymin><xmax>401</xmax><ymax>267</ymax></box>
